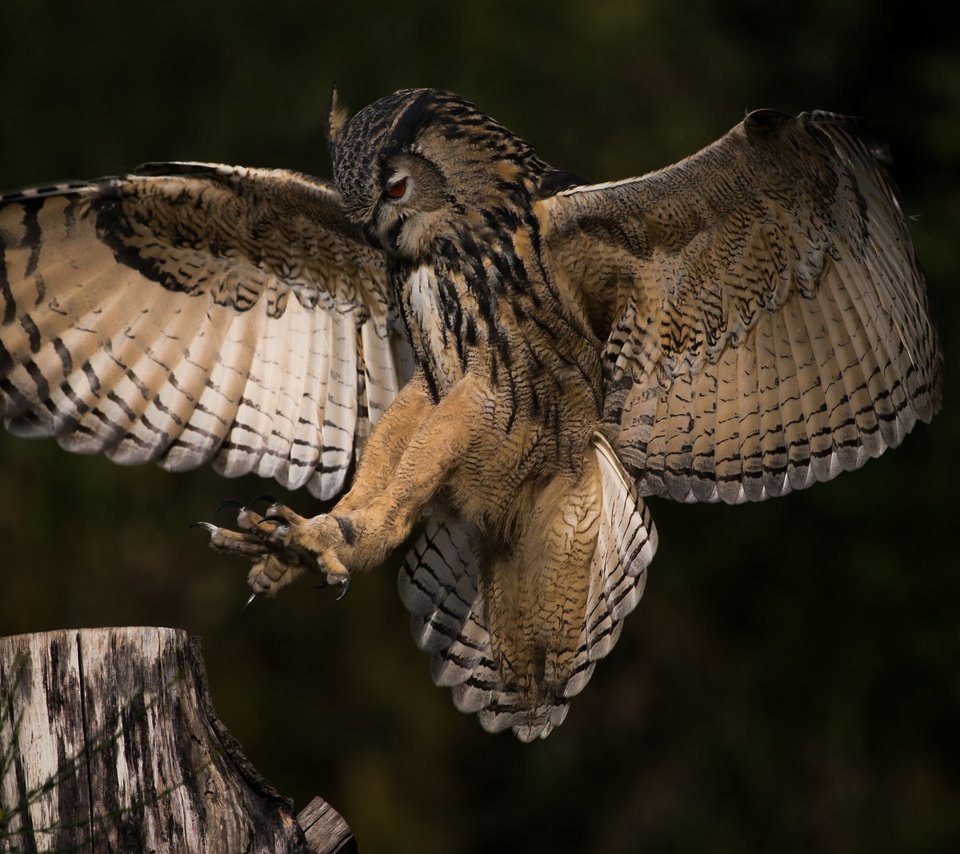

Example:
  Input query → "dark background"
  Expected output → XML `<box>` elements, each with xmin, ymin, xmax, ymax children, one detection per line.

<box><xmin>1</xmin><ymin>1</ymin><xmax>957</xmax><ymax>851</ymax></box>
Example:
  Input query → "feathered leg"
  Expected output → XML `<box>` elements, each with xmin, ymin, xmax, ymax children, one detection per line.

<box><xmin>199</xmin><ymin>373</ymin><xmax>484</xmax><ymax>596</ymax></box>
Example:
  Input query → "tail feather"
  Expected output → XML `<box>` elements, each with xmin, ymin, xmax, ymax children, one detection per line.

<box><xmin>566</xmin><ymin>434</ymin><xmax>657</xmax><ymax>698</ymax></box>
<box><xmin>398</xmin><ymin>434</ymin><xmax>657</xmax><ymax>741</ymax></box>
<box><xmin>397</xmin><ymin>514</ymin><xmax>480</xmax><ymax>655</ymax></box>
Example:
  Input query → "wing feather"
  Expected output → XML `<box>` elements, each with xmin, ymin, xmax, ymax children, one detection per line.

<box><xmin>794</xmin><ymin>284</ymin><xmax>847</xmax><ymax>482</ymax></box>
<box><xmin>690</xmin><ymin>358</ymin><xmax>719</xmax><ymax>501</ymax></box>
<box><xmin>779</xmin><ymin>297</ymin><xmax>820</xmax><ymax>492</ymax></box>
<box><xmin>735</xmin><ymin>318</ymin><xmax>764</xmax><ymax>502</ymax></box>
<box><xmin>0</xmin><ymin>164</ymin><xmax>412</xmax><ymax>499</ymax></box>
<box><xmin>755</xmin><ymin>313</ymin><xmax>788</xmax><ymax>498</ymax></box>
<box><xmin>540</xmin><ymin>110</ymin><xmax>941</xmax><ymax>502</ymax></box>
<box><xmin>712</xmin><ymin>343</ymin><xmax>742</xmax><ymax>502</ymax></box>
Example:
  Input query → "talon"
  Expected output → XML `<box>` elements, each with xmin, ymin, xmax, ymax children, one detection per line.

<box><xmin>217</xmin><ymin>495</ymin><xmax>276</xmax><ymax>514</ymax></box>
<box><xmin>198</xmin><ymin>503</ymin><xmax>338</xmax><ymax>600</ymax></box>
<box><xmin>193</xmin><ymin>521</ymin><xmax>272</xmax><ymax>556</ymax></box>
<box><xmin>247</xmin><ymin>494</ymin><xmax>277</xmax><ymax>510</ymax></box>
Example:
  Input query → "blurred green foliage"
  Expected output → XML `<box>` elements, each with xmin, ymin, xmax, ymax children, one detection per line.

<box><xmin>0</xmin><ymin>1</ymin><xmax>957</xmax><ymax>851</ymax></box>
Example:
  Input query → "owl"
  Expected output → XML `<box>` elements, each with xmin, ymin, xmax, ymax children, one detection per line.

<box><xmin>0</xmin><ymin>89</ymin><xmax>942</xmax><ymax>740</ymax></box>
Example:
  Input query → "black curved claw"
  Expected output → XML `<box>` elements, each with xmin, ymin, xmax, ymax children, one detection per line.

<box><xmin>258</xmin><ymin>514</ymin><xmax>291</xmax><ymax>527</ymax></box>
<box><xmin>335</xmin><ymin>575</ymin><xmax>350</xmax><ymax>601</ymax></box>
<box><xmin>244</xmin><ymin>591</ymin><xmax>258</xmax><ymax>609</ymax></box>
<box><xmin>189</xmin><ymin>521</ymin><xmax>217</xmax><ymax>532</ymax></box>
<box><xmin>247</xmin><ymin>494</ymin><xmax>277</xmax><ymax>510</ymax></box>
<box><xmin>216</xmin><ymin>495</ymin><xmax>276</xmax><ymax>514</ymax></box>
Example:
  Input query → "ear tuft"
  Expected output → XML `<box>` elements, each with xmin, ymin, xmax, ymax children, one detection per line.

<box><xmin>325</xmin><ymin>85</ymin><xmax>351</xmax><ymax>162</ymax></box>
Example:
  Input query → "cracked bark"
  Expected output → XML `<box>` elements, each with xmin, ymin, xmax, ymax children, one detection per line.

<box><xmin>0</xmin><ymin>627</ymin><xmax>355</xmax><ymax>853</ymax></box>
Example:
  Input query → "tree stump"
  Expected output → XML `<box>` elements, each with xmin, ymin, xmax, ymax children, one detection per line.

<box><xmin>0</xmin><ymin>627</ymin><xmax>355</xmax><ymax>852</ymax></box>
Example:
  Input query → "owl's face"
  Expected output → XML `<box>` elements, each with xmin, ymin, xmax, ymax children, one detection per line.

<box><xmin>354</xmin><ymin>148</ymin><xmax>450</xmax><ymax>260</ymax></box>
<box><xmin>330</xmin><ymin>88</ymin><xmax>542</xmax><ymax>262</ymax></box>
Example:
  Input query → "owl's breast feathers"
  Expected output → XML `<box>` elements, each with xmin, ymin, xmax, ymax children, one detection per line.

<box><xmin>391</xmin><ymin>203</ymin><xmax>604</xmax><ymax>444</ymax></box>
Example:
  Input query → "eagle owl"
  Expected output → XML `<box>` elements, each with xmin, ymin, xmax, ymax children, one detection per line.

<box><xmin>0</xmin><ymin>89</ymin><xmax>942</xmax><ymax>740</ymax></box>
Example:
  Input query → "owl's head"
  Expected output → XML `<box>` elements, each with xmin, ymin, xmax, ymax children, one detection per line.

<box><xmin>327</xmin><ymin>88</ymin><xmax>548</xmax><ymax>260</ymax></box>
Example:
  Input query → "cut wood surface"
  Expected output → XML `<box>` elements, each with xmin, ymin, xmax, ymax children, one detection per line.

<box><xmin>0</xmin><ymin>627</ymin><xmax>354</xmax><ymax>853</ymax></box>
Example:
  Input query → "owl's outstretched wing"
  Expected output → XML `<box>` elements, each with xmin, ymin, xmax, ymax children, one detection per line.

<box><xmin>540</xmin><ymin>110</ymin><xmax>942</xmax><ymax>503</ymax></box>
<box><xmin>0</xmin><ymin>163</ymin><xmax>412</xmax><ymax>500</ymax></box>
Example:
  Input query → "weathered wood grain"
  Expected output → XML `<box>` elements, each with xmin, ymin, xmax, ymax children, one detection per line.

<box><xmin>297</xmin><ymin>796</ymin><xmax>358</xmax><ymax>854</ymax></box>
<box><xmin>0</xmin><ymin>627</ymin><xmax>354</xmax><ymax>852</ymax></box>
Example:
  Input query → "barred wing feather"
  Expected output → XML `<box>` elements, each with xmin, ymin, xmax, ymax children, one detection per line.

<box><xmin>0</xmin><ymin>163</ymin><xmax>410</xmax><ymax>500</ymax></box>
<box><xmin>541</xmin><ymin>110</ymin><xmax>942</xmax><ymax>503</ymax></box>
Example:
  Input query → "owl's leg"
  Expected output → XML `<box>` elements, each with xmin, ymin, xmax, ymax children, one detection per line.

<box><xmin>200</xmin><ymin>374</ymin><xmax>482</xmax><ymax>598</ymax></box>
<box><xmin>327</xmin><ymin>374</ymin><xmax>483</xmax><ymax>573</ymax></box>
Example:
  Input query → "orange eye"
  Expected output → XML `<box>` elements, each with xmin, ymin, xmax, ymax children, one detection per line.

<box><xmin>385</xmin><ymin>177</ymin><xmax>408</xmax><ymax>200</ymax></box>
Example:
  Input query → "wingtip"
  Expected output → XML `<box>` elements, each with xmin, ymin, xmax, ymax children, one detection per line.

<box><xmin>0</xmin><ymin>180</ymin><xmax>94</xmax><ymax>205</ymax></box>
<box><xmin>743</xmin><ymin>108</ymin><xmax>793</xmax><ymax>138</ymax></box>
<box><xmin>133</xmin><ymin>161</ymin><xmax>235</xmax><ymax>178</ymax></box>
<box><xmin>805</xmin><ymin>111</ymin><xmax>894</xmax><ymax>165</ymax></box>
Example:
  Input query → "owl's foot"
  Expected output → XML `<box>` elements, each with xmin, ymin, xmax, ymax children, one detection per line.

<box><xmin>193</xmin><ymin>500</ymin><xmax>350</xmax><ymax>600</ymax></box>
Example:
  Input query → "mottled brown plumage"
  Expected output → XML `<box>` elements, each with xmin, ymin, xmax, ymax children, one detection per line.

<box><xmin>0</xmin><ymin>89</ymin><xmax>941</xmax><ymax>739</ymax></box>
